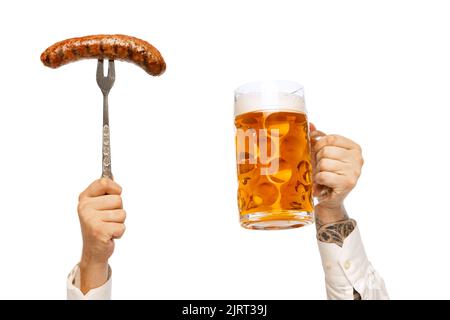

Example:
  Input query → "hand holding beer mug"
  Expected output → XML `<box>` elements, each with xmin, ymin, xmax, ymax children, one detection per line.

<box><xmin>234</xmin><ymin>81</ymin><xmax>314</xmax><ymax>230</ymax></box>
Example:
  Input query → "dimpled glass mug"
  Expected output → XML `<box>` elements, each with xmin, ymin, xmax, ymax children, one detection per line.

<box><xmin>234</xmin><ymin>81</ymin><xmax>314</xmax><ymax>230</ymax></box>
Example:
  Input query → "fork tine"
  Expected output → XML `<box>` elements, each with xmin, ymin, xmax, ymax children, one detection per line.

<box><xmin>108</xmin><ymin>60</ymin><xmax>115</xmax><ymax>80</ymax></box>
<box><xmin>96</xmin><ymin>59</ymin><xmax>104</xmax><ymax>81</ymax></box>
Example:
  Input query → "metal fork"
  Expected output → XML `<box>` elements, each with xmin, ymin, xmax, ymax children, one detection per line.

<box><xmin>96</xmin><ymin>59</ymin><xmax>116</xmax><ymax>179</ymax></box>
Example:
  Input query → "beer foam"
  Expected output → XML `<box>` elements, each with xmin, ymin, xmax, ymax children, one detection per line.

<box><xmin>234</xmin><ymin>81</ymin><xmax>306</xmax><ymax>116</ymax></box>
<box><xmin>234</xmin><ymin>92</ymin><xmax>306</xmax><ymax>116</ymax></box>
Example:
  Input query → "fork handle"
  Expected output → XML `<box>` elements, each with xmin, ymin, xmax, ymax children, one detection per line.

<box><xmin>101</xmin><ymin>124</ymin><xmax>113</xmax><ymax>179</ymax></box>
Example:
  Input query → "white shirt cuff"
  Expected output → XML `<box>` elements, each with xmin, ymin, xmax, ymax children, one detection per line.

<box><xmin>317</xmin><ymin>225</ymin><xmax>389</xmax><ymax>300</ymax></box>
<box><xmin>67</xmin><ymin>264</ymin><xmax>112</xmax><ymax>300</ymax></box>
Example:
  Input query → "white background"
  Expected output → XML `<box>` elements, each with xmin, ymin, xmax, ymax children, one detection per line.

<box><xmin>0</xmin><ymin>0</ymin><xmax>449</xmax><ymax>299</ymax></box>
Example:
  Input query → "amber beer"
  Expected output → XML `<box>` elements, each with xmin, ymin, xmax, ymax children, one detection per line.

<box><xmin>234</xmin><ymin>81</ymin><xmax>313</xmax><ymax>230</ymax></box>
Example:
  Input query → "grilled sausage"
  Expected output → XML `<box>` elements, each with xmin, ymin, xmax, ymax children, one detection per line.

<box><xmin>41</xmin><ymin>34</ymin><xmax>166</xmax><ymax>76</ymax></box>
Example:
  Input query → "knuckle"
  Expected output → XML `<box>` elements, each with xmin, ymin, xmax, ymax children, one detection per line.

<box><xmin>345</xmin><ymin>177</ymin><xmax>357</xmax><ymax>188</ymax></box>
<box><xmin>99</xmin><ymin>178</ymin><xmax>109</xmax><ymax>191</ymax></box>
<box><xmin>353</xmin><ymin>155</ymin><xmax>364</xmax><ymax>168</ymax></box>
<box><xmin>80</xmin><ymin>211</ymin><xmax>94</xmax><ymax>224</ymax></box>
<box><xmin>116</xmin><ymin>225</ymin><xmax>126</xmax><ymax>239</ymax></box>
<box><xmin>359</xmin><ymin>155</ymin><xmax>365</xmax><ymax>166</ymax></box>
<box><xmin>102</xmin><ymin>178</ymin><xmax>113</xmax><ymax>190</ymax></box>
<box><xmin>82</xmin><ymin>215</ymin><xmax>95</xmax><ymax>227</ymax></box>
<box><xmin>327</xmin><ymin>135</ymin><xmax>336</xmax><ymax>145</ymax></box>
<box><xmin>77</xmin><ymin>201</ymin><xmax>87</xmax><ymax>214</ymax></box>
<box><xmin>91</xmin><ymin>224</ymin><xmax>103</xmax><ymax>239</ymax></box>
<box><xmin>99</xmin><ymin>178</ymin><xmax>108</xmax><ymax>187</ymax></box>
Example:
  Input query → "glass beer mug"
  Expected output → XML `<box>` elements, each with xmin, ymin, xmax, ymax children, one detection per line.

<box><xmin>234</xmin><ymin>81</ymin><xmax>314</xmax><ymax>230</ymax></box>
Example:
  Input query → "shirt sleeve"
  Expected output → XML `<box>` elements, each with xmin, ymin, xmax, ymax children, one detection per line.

<box><xmin>317</xmin><ymin>225</ymin><xmax>389</xmax><ymax>300</ymax></box>
<box><xmin>67</xmin><ymin>264</ymin><xmax>112</xmax><ymax>300</ymax></box>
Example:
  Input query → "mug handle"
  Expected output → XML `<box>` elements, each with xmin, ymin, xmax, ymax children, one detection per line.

<box><xmin>310</xmin><ymin>129</ymin><xmax>332</xmax><ymax>199</ymax></box>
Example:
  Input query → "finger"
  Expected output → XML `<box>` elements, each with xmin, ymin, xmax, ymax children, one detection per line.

<box><xmin>316</xmin><ymin>158</ymin><xmax>347</xmax><ymax>174</ymax></box>
<box><xmin>100</xmin><ymin>209</ymin><xmax>127</xmax><ymax>223</ymax></box>
<box><xmin>316</xmin><ymin>146</ymin><xmax>351</xmax><ymax>163</ymax></box>
<box><xmin>313</xmin><ymin>134</ymin><xmax>360</xmax><ymax>153</ymax></box>
<box><xmin>314</xmin><ymin>171</ymin><xmax>348</xmax><ymax>189</ymax></box>
<box><xmin>79</xmin><ymin>178</ymin><xmax>122</xmax><ymax>200</ymax></box>
<box><xmin>310</xmin><ymin>130</ymin><xmax>326</xmax><ymax>142</ymax></box>
<box><xmin>105</xmin><ymin>223</ymin><xmax>126</xmax><ymax>239</ymax></box>
<box><xmin>309</xmin><ymin>122</ymin><xmax>317</xmax><ymax>132</ymax></box>
<box><xmin>85</xmin><ymin>194</ymin><xmax>123</xmax><ymax>210</ymax></box>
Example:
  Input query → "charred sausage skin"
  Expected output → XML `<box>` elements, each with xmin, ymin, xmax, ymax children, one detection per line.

<box><xmin>41</xmin><ymin>34</ymin><xmax>166</xmax><ymax>76</ymax></box>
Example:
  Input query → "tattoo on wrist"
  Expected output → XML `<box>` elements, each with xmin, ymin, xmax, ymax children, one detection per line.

<box><xmin>314</xmin><ymin>206</ymin><xmax>348</xmax><ymax>232</ymax></box>
<box><xmin>316</xmin><ymin>218</ymin><xmax>357</xmax><ymax>247</ymax></box>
